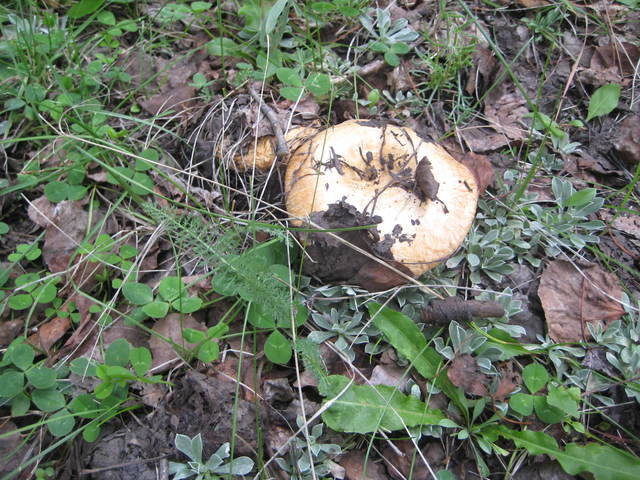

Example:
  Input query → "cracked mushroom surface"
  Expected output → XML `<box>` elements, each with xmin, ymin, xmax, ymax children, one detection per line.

<box><xmin>285</xmin><ymin>120</ymin><xmax>479</xmax><ymax>279</ymax></box>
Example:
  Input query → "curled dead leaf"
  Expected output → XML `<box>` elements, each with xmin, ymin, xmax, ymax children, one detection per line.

<box><xmin>538</xmin><ymin>260</ymin><xmax>624</xmax><ymax>343</ymax></box>
<box><xmin>459</xmin><ymin>152</ymin><xmax>495</xmax><ymax>196</ymax></box>
<box><xmin>447</xmin><ymin>354</ymin><xmax>490</xmax><ymax>397</ymax></box>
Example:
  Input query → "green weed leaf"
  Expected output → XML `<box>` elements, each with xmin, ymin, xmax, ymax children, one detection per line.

<box><xmin>495</xmin><ymin>427</ymin><xmax>640</xmax><ymax>480</ymax></box>
<box><xmin>69</xmin><ymin>394</ymin><xmax>100</xmax><ymax>419</ymax></box>
<box><xmin>533</xmin><ymin>395</ymin><xmax>565</xmax><ymax>424</ymax></box>
<box><xmin>546</xmin><ymin>385</ymin><xmax>580</xmax><ymax>418</ymax></box>
<box><xmin>11</xmin><ymin>343</ymin><xmax>35</xmax><ymax>371</ymax></box>
<box><xmin>172</xmin><ymin>296</ymin><xmax>202</xmax><ymax>314</ymax></box>
<box><xmin>8</xmin><ymin>294</ymin><xmax>33</xmax><ymax>310</ymax></box>
<box><xmin>68</xmin><ymin>0</ymin><xmax>106</xmax><ymax>19</ymax></box>
<box><xmin>264</xmin><ymin>330</ymin><xmax>292</xmax><ymax>364</ymax></box>
<box><xmin>369</xmin><ymin>303</ymin><xmax>441</xmax><ymax>379</ymax></box>
<box><xmin>182</xmin><ymin>328</ymin><xmax>206</xmax><ymax>343</ymax></box>
<box><xmin>48</xmin><ymin>408</ymin><xmax>75</xmax><ymax>437</ymax></box>
<box><xmin>142</xmin><ymin>301</ymin><xmax>169</xmax><ymax>319</ymax></box>
<box><xmin>83</xmin><ymin>422</ymin><xmax>101</xmax><ymax>442</ymax></box>
<box><xmin>523</xmin><ymin>363</ymin><xmax>548</xmax><ymax>393</ymax></box>
<box><xmin>321</xmin><ymin>375</ymin><xmax>445</xmax><ymax>433</ymax></box>
<box><xmin>280</xmin><ymin>86</ymin><xmax>305</xmax><ymax>101</ymax></box>
<box><xmin>384</xmin><ymin>51</ymin><xmax>400</xmax><ymax>67</ymax></box>
<box><xmin>159</xmin><ymin>276</ymin><xmax>183</xmax><ymax>302</ymax></box>
<box><xmin>509</xmin><ymin>393</ymin><xmax>534</xmax><ymax>416</ymax></box>
<box><xmin>264</xmin><ymin>0</ymin><xmax>289</xmax><ymax>35</ymax></box>
<box><xmin>305</xmin><ymin>72</ymin><xmax>331</xmax><ymax>96</ymax></box>
<box><xmin>206</xmin><ymin>37</ymin><xmax>240</xmax><ymax>56</ymax></box>
<box><xmin>11</xmin><ymin>393</ymin><xmax>30</xmax><ymax>416</ymax></box>
<box><xmin>27</xmin><ymin>366</ymin><xmax>57</xmax><ymax>389</ymax></box>
<box><xmin>565</xmin><ymin>188</ymin><xmax>596</xmax><ymax>208</ymax></box>
<box><xmin>122</xmin><ymin>282</ymin><xmax>153</xmax><ymax>305</ymax></box>
<box><xmin>197</xmin><ymin>340</ymin><xmax>220</xmax><ymax>363</ymax></box>
<box><xmin>130</xmin><ymin>347</ymin><xmax>152</xmax><ymax>376</ymax></box>
<box><xmin>276</xmin><ymin>67</ymin><xmax>303</xmax><ymax>87</ymax></box>
<box><xmin>32</xmin><ymin>388</ymin><xmax>66</xmax><ymax>412</ymax></box>
<box><xmin>586</xmin><ymin>83</ymin><xmax>621</xmax><ymax>121</ymax></box>
<box><xmin>0</xmin><ymin>371</ymin><xmax>24</xmax><ymax>398</ymax></box>
<box><xmin>105</xmin><ymin>339</ymin><xmax>131</xmax><ymax>367</ymax></box>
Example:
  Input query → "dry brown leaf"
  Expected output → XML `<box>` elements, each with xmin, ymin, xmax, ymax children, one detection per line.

<box><xmin>592</xmin><ymin>42</ymin><xmax>640</xmax><ymax>78</ymax></box>
<box><xmin>27</xmin><ymin>195</ymin><xmax>56</xmax><ymax>228</ymax></box>
<box><xmin>493</xmin><ymin>361</ymin><xmax>520</xmax><ymax>401</ymax></box>
<box><xmin>27</xmin><ymin>316</ymin><xmax>71</xmax><ymax>353</ymax></box>
<box><xmin>368</xmin><ymin>364</ymin><xmax>409</xmax><ymax>390</ymax></box>
<box><xmin>352</xmin><ymin>259</ymin><xmax>414</xmax><ymax>292</ymax></box>
<box><xmin>579</xmin><ymin>42</ymin><xmax>640</xmax><ymax>87</ymax></box>
<box><xmin>0</xmin><ymin>319</ymin><xmax>24</xmax><ymax>348</ymax></box>
<box><xmin>0</xmin><ymin>421</ymin><xmax>28</xmax><ymax>478</ymax></box>
<box><xmin>514</xmin><ymin>0</ymin><xmax>549</xmax><ymax>6</ymax></box>
<box><xmin>447</xmin><ymin>354</ymin><xmax>490</xmax><ymax>397</ymax></box>
<box><xmin>484</xmin><ymin>82</ymin><xmax>529</xmax><ymax>142</ymax></box>
<box><xmin>465</xmin><ymin>45</ymin><xmax>498</xmax><ymax>95</ymax></box>
<box><xmin>459</xmin><ymin>152</ymin><xmax>495</xmax><ymax>196</ymax></box>
<box><xmin>149</xmin><ymin>313</ymin><xmax>206</xmax><ymax>372</ymax></box>
<box><xmin>538</xmin><ymin>260</ymin><xmax>624</xmax><ymax>342</ymax></box>
<box><xmin>382</xmin><ymin>440</ymin><xmax>445</xmax><ymax>480</ymax></box>
<box><xmin>340</xmin><ymin>451</ymin><xmax>387</xmax><ymax>480</ymax></box>
<box><xmin>41</xmin><ymin>201</ymin><xmax>89</xmax><ymax>273</ymax></box>
<box><xmin>458</xmin><ymin>123</ymin><xmax>513</xmax><ymax>153</ymax></box>
<box><xmin>613</xmin><ymin>114</ymin><xmax>640</xmax><ymax>165</ymax></box>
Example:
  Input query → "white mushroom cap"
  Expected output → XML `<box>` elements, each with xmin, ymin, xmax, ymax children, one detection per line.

<box><xmin>285</xmin><ymin>120</ymin><xmax>479</xmax><ymax>277</ymax></box>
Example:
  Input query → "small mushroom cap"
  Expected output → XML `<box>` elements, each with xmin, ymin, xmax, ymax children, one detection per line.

<box><xmin>232</xmin><ymin>126</ymin><xmax>318</xmax><ymax>172</ymax></box>
<box><xmin>285</xmin><ymin>120</ymin><xmax>479</xmax><ymax>276</ymax></box>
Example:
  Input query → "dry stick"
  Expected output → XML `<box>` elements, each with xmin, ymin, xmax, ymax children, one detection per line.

<box><xmin>421</xmin><ymin>297</ymin><xmax>505</xmax><ymax>325</ymax></box>
<box><xmin>248</xmin><ymin>87</ymin><xmax>289</xmax><ymax>160</ymax></box>
<box><xmin>78</xmin><ymin>455</ymin><xmax>169</xmax><ymax>475</ymax></box>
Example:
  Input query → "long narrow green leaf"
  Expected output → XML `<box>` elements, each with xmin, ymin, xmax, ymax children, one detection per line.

<box><xmin>368</xmin><ymin>303</ymin><xmax>467</xmax><ymax>415</ymax></box>
<box><xmin>322</xmin><ymin>375</ymin><xmax>444</xmax><ymax>434</ymax></box>
<box><xmin>495</xmin><ymin>427</ymin><xmax>640</xmax><ymax>480</ymax></box>
<box><xmin>368</xmin><ymin>303</ymin><xmax>441</xmax><ymax>378</ymax></box>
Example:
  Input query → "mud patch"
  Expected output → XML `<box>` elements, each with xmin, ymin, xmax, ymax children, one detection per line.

<box><xmin>82</xmin><ymin>370</ymin><xmax>260</xmax><ymax>479</ymax></box>
<box><xmin>300</xmin><ymin>201</ymin><xmax>413</xmax><ymax>290</ymax></box>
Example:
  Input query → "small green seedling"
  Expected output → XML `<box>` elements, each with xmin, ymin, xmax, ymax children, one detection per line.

<box><xmin>359</xmin><ymin>7</ymin><xmax>419</xmax><ymax>66</ymax></box>
<box><xmin>586</xmin><ymin>83</ymin><xmax>621</xmax><ymax>122</ymax></box>
<box><xmin>169</xmin><ymin>433</ymin><xmax>254</xmax><ymax>480</ymax></box>
<box><xmin>0</xmin><ymin>339</ymin><xmax>74</xmax><ymax>437</ymax></box>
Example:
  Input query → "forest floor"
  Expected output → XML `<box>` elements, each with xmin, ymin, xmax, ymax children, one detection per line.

<box><xmin>1</xmin><ymin>1</ymin><xmax>640</xmax><ymax>479</ymax></box>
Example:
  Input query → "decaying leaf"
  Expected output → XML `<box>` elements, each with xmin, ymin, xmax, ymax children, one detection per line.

<box><xmin>459</xmin><ymin>152</ymin><xmax>495</xmax><ymax>196</ymax></box>
<box><xmin>40</xmin><ymin>200</ymin><xmax>90</xmax><ymax>274</ymax></box>
<box><xmin>493</xmin><ymin>361</ymin><xmax>520</xmax><ymax>401</ymax></box>
<box><xmin>613</xmin><ymin>114</ymin><xmax>640</xmax><ymax>165</ymax></box>
<box><xmin>340</xmin><ymin>450</ymin><xmax>388</xmax><ymax>480</ymax></box>
<box><xmin>27</xmin><ymin>316</ymin><xmax>71</xmax><ymax>353</ymax></box>
<box><xmin>447</xmin><ymin>354</ymin><xmax>490</xmax><ymax>397</ymax></box>
<box><xmin>538</xmin><ymin>260</ymin><xmax>624</xmax><ymax>342</ymax></box>
<box><xmin>368</xmin><ymin>364</ymin><xmax>409</xmax><ymax>390</ymax></box>
<box><xmin>381</xmin><ymin>440</ymin><xmax>446</xmax><ymax>480</ymax></box>
<box><xmin>149</xmin><ymin>313</ymin><xmax>206</xmax><ymax>372</ymax></box>
<box><xmin>484</xmin><ymin>81</ymin><xmax>529</xmax><ymax>142</ymax></box>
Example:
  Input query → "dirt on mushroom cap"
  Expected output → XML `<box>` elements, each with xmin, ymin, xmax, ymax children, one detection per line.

<box><xmin>285</xmin><ymin>120</ymin><xmax>479</xmax><ymax>278</ymax></box>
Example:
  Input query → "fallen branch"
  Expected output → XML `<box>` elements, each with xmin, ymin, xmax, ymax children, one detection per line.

<box><xmin>421</xmin><ymin>297</ymin><xmax>505</xmax><ymax>325</ymax></box>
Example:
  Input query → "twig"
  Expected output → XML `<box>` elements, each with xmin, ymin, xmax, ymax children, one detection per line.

<box><xmin>421</xmin><ymin>297</ymin><xmax>505</xmax><ymax>325</ymax></box>
<box><xmin>79</xmin><ymin>454</ymin><xmax>169</xmax><ymax>475</ymax></box>
<box><xmin>248</xmin><ymin>87</ymin><xmax>289</xmax><ymax>161</ymax></box>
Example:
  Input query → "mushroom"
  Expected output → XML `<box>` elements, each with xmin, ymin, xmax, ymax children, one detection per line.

<box><xmin>284</xmin><ymin>120</ymin><xmax>479</xmax><ymax>286</ymax></box>
<box><xmin>232</xmin><ymin>126</ymin><xmax>318</xmax><ymax>172</ymax></box>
